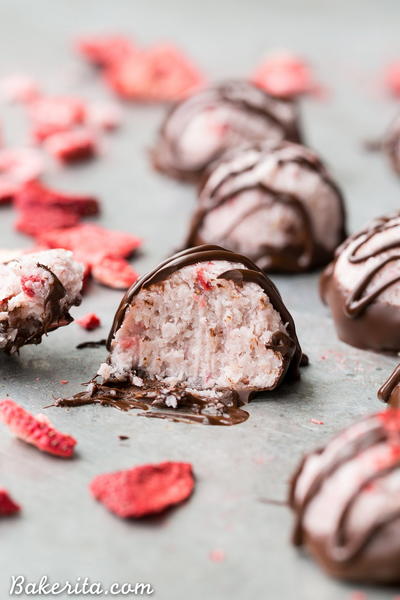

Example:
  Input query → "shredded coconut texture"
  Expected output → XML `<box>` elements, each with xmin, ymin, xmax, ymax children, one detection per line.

<box><xmin>101</xmin><ymin>260</ymin><xmax>289</xmax><ymax>393</ymax></box>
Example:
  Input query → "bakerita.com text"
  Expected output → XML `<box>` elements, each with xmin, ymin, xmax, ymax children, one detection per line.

<box><xmin>9</xmin><ymin>576</ymin><xmax>154</xmax><ymax>596</ymax></box>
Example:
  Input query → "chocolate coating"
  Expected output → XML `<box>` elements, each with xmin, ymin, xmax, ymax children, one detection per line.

<box><xmin>185</xmin><ymin>141</ymin><xmax>346</xmax><ymax>272</ymax></box>
<box><xmin>320</xmin><ymin>212</ymin><xmax>400</xmax><ymax>352</ymax></box>
<box><xmin>108</xmin><ymin>244</ymin><xmax>303</xmax><ymax>384</ymax></box>
<box><xmin>290</xmin><ymin>410</ymin><xmax>400</xmax><ymax>583</ymax></box>
<box><xmin>151</xmin><ymin>80</ymin><xmax>302</xmax><ymax>182</ymax></box>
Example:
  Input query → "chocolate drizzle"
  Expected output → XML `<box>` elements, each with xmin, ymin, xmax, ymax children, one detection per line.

<box><xmin>55</xmin><ymin>379</ymin><xmax>249</xmax><ymax>426</ymax></box>
<box><xmin>289</xmin><ymin>411</ymin><xmax>400</xmax><ymax>582</ymax></box>
<box><xmin>378</xmin><ymin>363</ymin><xmax>400</xmax><ymax>407</ymax></box>
<box><xmin>185</xmin><ymin>142</ymin><xmax>346</xmax><ymax>272</ymax></box>
<box><xmin>320</xmin><ymin>212</ymin><xmax>400</xmax><ymax>352</ymax></box>
<box><xmin>151</xmin><ymin>80</ymin><xmax>302</xmax><ymax>181</ymax></box>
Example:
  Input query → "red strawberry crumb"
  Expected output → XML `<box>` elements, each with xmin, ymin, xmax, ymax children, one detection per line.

<box><xmin>76</xmin><ymin>313</ymin><xmax>101</xmax><ymax>331</ymax></box>
<box><xmin>92</xmin><ymin>256</ymin><xmax>139</xmax><ymax>289</ymax></box>
<box><xmin>76</xmin><ymin>34</ymin><xmax>137</xmax><ymax>67</ymax></box>
<box><xmin>37</xmin><ymin>223</ymin><xmax>141</xmax><ymax>267</ymax></box>
<box><xmin>209</xmin><ymin>549</ymin><xmax>225</xmax><ymax>563</ymax></box>
<box><xmin>0</xmin><ymin>489</ymin><xmax>21</xmax><ymax>516</ymax></box>
<box><xmin>59</xmin><ymin>380</ymin><xmax>69</xmax><ymax>385</ymax></box>
<box><xmin>90</xmin><ymin>461</ymin><xmax>194</xmax><ymax>518</ymax></box>
<box><xmin>105</xmin><ymin>44</ymin><xmax>205</xmax><ymax>102</ymax></box>
<box><xmin>310</xmin><ymin>419</ymin><xmax>324</xmax><ymax>425</ymax></box>
<box><xmin>0</xmin><ymin>398</ymin><xmax>77</xmax><ymax>458</ymax></box>
<box><xmin>44</xmin><ymin>129</ymin><xmax>97</xmax><ymax>163</ymax></box>
<box><xmin>251</xmin><ymin>51</ymin><xmax>318</xmax><ymax>98</ymax></box>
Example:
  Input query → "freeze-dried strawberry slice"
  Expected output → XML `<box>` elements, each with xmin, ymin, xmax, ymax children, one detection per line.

<box><xmin>37</xmin><ymin>224</ymin><xmax>141</xmax><ymax>266</ymax></box>
<box><xmin>0</xmin><ymin>74</ymin><xmax>40</xmax><ymax>104</ymax></box>
<box><xmin>0</xmin><ymin>148</ymin><xmax>44</xmax><ymax>203</ymax></box>
<box><xmin>90</xmin><ymin>461</ymin><xmax>194</xmax><ymax>518</ymax></box>
<box><xmin>106</xmin><ymin>44</ymin><xmax>205</xmax><ymax>101</ymax></box>
<box><xmin>0</xmin><ymin>489</ymin><xmax>20</xmax><ymax>516</ymax></box>
<box><xmin>44</xmin><ymin>129</ymin><xmax>97</xmax><ymax>163</ymax></box>
<box><xmin>92</xmin><ymin>256</ymin><xmax>139</xmax><ymax>289</ymax></box>
<box><xmin>15</xmin><ymin>180</ymin><xmax>99</xmax><ymax>217</ymax></box>
<box><xmin>86</xmin><ymin>101</ymin><xmax>122</xmax><ymax>131</ymax></box>
<box><xmin>383</xmin><ymin>61</ymin><xmax>400</xmax><ymax>97</ymax></box>
<box><xmin>76</xmin><ymin>34</ymin><xmax>137</xmax><ymax>67</ymax></box>
<box><xmin>15</xmin><ymin>205</ymin><xmax>80</xmax><ymax>236</ymax></box>
<box><xmin>29</xmin><ymin>96</ymin><xmax>86</xmax><ymax>142</ymax></box>
<box><xmin>76</xmin><ymin>313</ymin><xmax>101</xmax><ymax>330</ymax></box>
<box><xmin>0</xmin><ymin>399</ymin><xmax>77</xmax><ymax>458</ymax></box>
<box><xmin>251</xmin><ymin>51</ymin><xmax>317</xmax><ymax>98</ymax></box>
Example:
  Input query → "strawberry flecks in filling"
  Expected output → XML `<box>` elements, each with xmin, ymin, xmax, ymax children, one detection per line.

<box><xmin>20</xmin><ymin>275</ymin><xmax>45</xmax><ymax>298</ymax></box>
<box><xmin>196</xmin><ymin>267</ymin><xmax>212</xmax><ymax>291</ymax></box>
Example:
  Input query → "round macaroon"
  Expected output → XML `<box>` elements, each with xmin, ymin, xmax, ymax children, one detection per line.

<box><xmin>100</xmin><ymin>245</ymin><xmax>303</xmax><ymax>401</ymax></box>
<box><xmin>290</xmin><ymin>409</ymin><xmax>400</xmax><ymax>584</ymax></box>
<box><xmin>320</xmin><ymin>211</ymin><xmax>400</xmax><ymax>352</ymax></box>
<box><xmin>185</xmin><ymin>141</ymin><xmax>346</xmax><ymax>272</ymax></box>
<box><xmin>151</xmin><ymin>80</ymin><xmax>302</xmax><ymax>182</ymax></box>
<box><xmin>0</xmin><ymin>249</ymin><xmax>83</xmax><ymax>353</ymax></box>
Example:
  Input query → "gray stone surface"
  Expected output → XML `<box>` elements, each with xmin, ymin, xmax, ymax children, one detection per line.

<box><xmin>0</xmin><ymin>1</ymin><xmax>399</xmax><ymax>598</ymax></box>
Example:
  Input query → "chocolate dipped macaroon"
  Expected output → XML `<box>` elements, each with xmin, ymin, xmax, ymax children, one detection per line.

<box><xmin>185</xmin><ymin>141</ymin><xmax>346</xmax><ymax>272</ymax></box>
<box><xmin>321</xmin><ymin>212</ymin><xmax>400</xmax><ymax>352</ymax></box>
<box><xmin>151</xmin><ymin>80</ymin><xmax>302</xmax><ymax>182</ymax></box>
<box><xmin>0</xmin><ymin>249</ymin><xmax>83</xmax><ymax>353</ymax></box>
<box><xmin>61</xmin><ymin>246</ymin><xmax>304</xmax><ymax>425</ymax></box>
<box><xmin>290</xmin><ymin>409</ymin><xmax>400</xmax><ymax>584</ymax></box>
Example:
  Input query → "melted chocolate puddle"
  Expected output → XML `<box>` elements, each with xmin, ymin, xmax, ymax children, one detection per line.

<box><xmin>54</xmin><ymin>380</ymin><xmax>249</xmax><ymax>426</ymax></box>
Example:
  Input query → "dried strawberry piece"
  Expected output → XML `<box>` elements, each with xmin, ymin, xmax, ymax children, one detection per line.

<box><xmin>90</xmin><ymin>461</ymin><xmax>194</xmax><ymax>518</ymax></box>
<box><xmin>92</xmin><ymin>256</ymin><xmax>139</xmax><ymax>289</ymax></box>
<box><xmin>76</xmin><ymin>34</ymin><xmax>137</xmax><ymax>67</ymax></box>
<box><xmin>44</xmin><ymin>129</ymin><xmax>97</xmax><ymax>163</ymax></box>
<box><xmin>106</xmin><ymin>44</ymin><xmax>205</xmax><ymax>101</ymax></box>
<box><xmin>15</xmin><ymin>180</ymin><xmax>99</xmax><ymax>217</ymax></box>
<box><xmin>0</xmin><ymin>398</ymin><xmax>77</xmax><ymax>458</ymax></box>
<box><xmin>0</xmin><ymin>489</ymin><xmax>20</xmax><ymax>516</ymax></box>
<box><xmin>0</xmin><ymin>148</ymin><xmax>44</xmax><ymax>203</ymax></box>
<box><xmin>37</xmin><ymin>223</ymin><xmax>141</xmax><ymax>266</ymax></box>
<box><xmin>0</xmin><ymin>74</ymin><xmax>40</xmax><ymax>104</ymax></box>
<box><xmin>383</xmin><ymin>61</ymin><xmax>400</xmax><ymax>97</ymax></box>
<box><xmin>251</xmin><ymin>51</ymin><xmax>317</xmax><ymax>98</ymax></box>
<box><xmin>29</xmin><ymin>96</ymin><xmax>86</xmax><ymax>142</ymax></box>
<box><xmin>76</xmin><ymin>313</ymin><xmax>101</xmax><ymax>330</ymax></box>
<box><xmin>86</xmin><ymin>102</ymin><xmax>122</xmax><ymax>131</ymax></box>
<box><xmin>16</xmin><ymin>205</ymin><xmax>80</xmax><ymax>236</ymax></box>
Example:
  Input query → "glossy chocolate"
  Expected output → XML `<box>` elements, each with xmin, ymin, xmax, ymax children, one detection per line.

<box><xmin>151</xmin><ymin>80</ymin><xmax>302</xmax><ymax>181</ymax></box>
<box><xmin>290</xmin><ymin>410</ymin><xmax>400</xmax><ymax>583</ymax></box>
<box><xmin>378</xmin><ymin>363</ymin><xmax>400</xmax><ymax>407</ymax></box>
<box><xmin>185</xmin><ymin>142</ymin><xmax>346</xmax><ymax>272</ymax></box>
<box><xmin>320</xmin><ymin>212</ymin><xmax>400</xmax><ymax>352</ymax></box>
